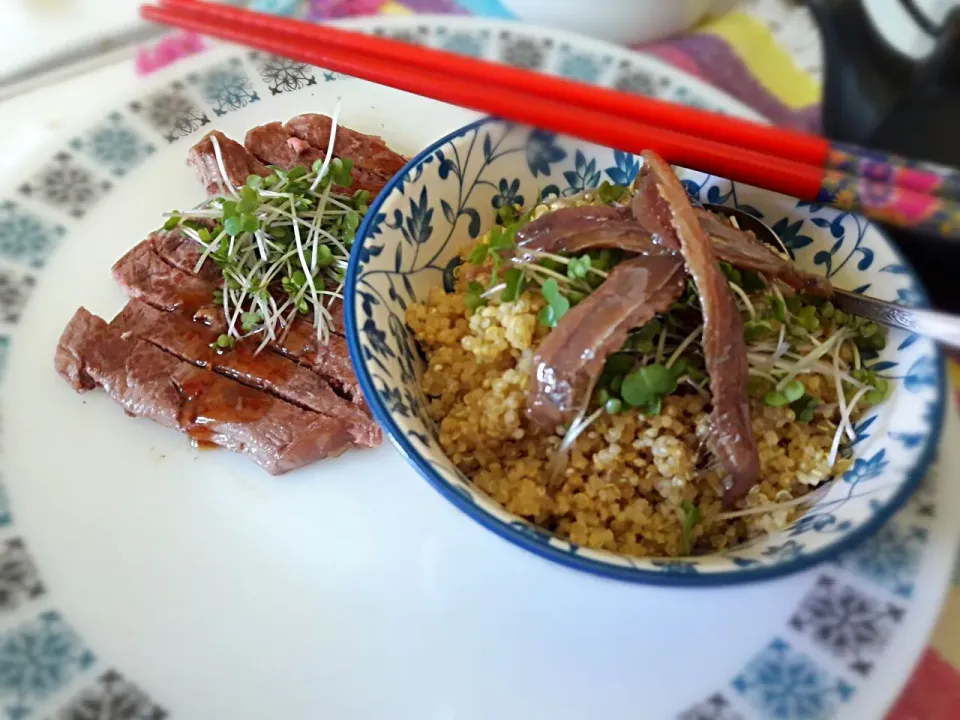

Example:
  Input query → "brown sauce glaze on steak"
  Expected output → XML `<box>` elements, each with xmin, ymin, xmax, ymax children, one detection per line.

<box><xmin>55</xmin><ymin>308</ymin><xmax>358</xmax><ymax>474</ymax></box>
<box><xmin>272</xmin><ymin>320</ymin><xmax>363</xmax><ymax>403</ymax></box>
<box><xmin>112</xmin><ymin>300</ymin><xmax>381</xmax><ymax>448</ymax></box>
<box><xmin>112</xmin><ymin>239</ymin><xmax>365</xmax><ymax>408</ymax></box>
<box><xmin>635</xmin><ymin>151</ymin><xmax>759</xmax><ymax>503</ymax></box>
<box><xmin>112</xmin><ymin>237</ymin><xmax>213</xmax><ymax>316</ymax></box>
<box><xmin>527</xmin><ymin>253</ymin><xmax>686</xmax><ymax>430</ymax></box>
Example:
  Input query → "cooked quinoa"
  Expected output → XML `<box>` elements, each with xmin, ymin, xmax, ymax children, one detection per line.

<box><xmin>405</xmin><ymin>186</ymin><xmax>881</xmax><ymax>558</ymax></box>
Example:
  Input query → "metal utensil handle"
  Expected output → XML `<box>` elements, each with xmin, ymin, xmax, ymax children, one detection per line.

<box><xmin>834</xmin><ymin>289</ymin><xmax>960</xmax><ymax>349</ymax></box>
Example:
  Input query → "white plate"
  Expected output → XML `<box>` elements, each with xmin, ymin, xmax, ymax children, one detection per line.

<box><xmin>0</xmin><ymin>16</ymin><xmax>955</xmax><ymax>719</ymax></box>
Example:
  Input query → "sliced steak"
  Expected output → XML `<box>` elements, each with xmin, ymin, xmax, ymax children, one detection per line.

<box><xmin>527</xmin><ymin>254</ymin><xmax>686</xmax><ymax>429</ymax></box>
<box><xmin>188</xmin><ymin>131</ymin><xmax>271</xmax><ymax>196</ymax></box>
<box><xmin>151</xmin><ymin>227</ymin><xmax>347</xmax><ymax>333</ymax></box>
<box><xmin>275</xmin><ymin>321</ymin><xmax>362</xmax><ymax>403</ymax></box>
<box><xmin>55</xmin><ymin>308</ymin><xmax>357</xmax><ymax>474</ymax></box>
<box><xmin>112</xmin><ymin>300</ymin><xmax>381</xmax><ymax>447</ymax></box>
<box><xmin>113</xmin><ymin>237</ymin><xmax>213</xmax><ymax>316</ymax></box>
<box><xmin>245</xmin><ymin>121</ymin><xmax>325</xmax><ymax>171</ymax></box>
<box><xmin>113</xmin><ymin>239</ymin><xmax>364</xmax><ymax>407</ymax></box>
<box><xmin>151</xmin><ymin>228</ymin><xmax>221</xmax><ymax>284</ymax></box>
<box><xmin>150</xmin><ymin>231</ymin><xmax>349</xmax><ymax>335</ymax></box>
<box><xmin>193</xmin><ymin>116</ymin><xmax>406</xmax><ymax>198</ymax></box>
<box><xmin>285</xmin><ymin>113</ymin><xmax>407</xmax><ymax>195</ymax></box>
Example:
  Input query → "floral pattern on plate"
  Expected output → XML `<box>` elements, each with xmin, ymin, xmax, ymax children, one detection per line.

<box><xmin>52</xmin><ymin>670</ymin><xmax>167</xmax><ymax>720</ymax></box>
<box><xmin>733</xmin><ymin>638</ymin><xmax>855</xmax><ymax>719</ymax></box>
<box><xmin>129</xmin><ymin>82</ymin><xmax>211</xmax><ymax>143</ymax></box>
<box><xmin>187</xmin><ymin>58</ymin><xmax>261</xmax><ymax>117</ymax></box>
<box><xmin>0</xmin><ymin>202</ymin><xmax>65</xmax><ymax>269</ymax></box>
<box><xmin>69</xmin><ymin>113</ymin><xmax>156</xmax><ymax>179</ymax></box>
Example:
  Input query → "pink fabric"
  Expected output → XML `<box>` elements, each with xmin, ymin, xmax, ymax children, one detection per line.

<box><xmin>135</xmin><ymin>31</ymin><xmax>208</xmax><ymax>76</ymax></box>
<box><xmin>643</xmin><ymin>47</ymin><xmax>707</xmax><ymax>81</ymax></box>
<box><xmin>306</xmin><ymin>0</ymin><xmax>386</xmax><ymax>19</ymax></box>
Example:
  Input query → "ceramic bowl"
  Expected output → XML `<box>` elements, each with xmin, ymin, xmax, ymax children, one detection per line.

<box><xmin>345</xmin><ymin>118</ymin><xmax>945</xmax><ymax>585</ymax></box>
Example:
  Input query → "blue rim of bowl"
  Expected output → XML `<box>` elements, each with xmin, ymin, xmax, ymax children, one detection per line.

<box><xmin>345</xmin><ymin>117</ymin><xmax>947</xmax><ymax>587</ymax></box>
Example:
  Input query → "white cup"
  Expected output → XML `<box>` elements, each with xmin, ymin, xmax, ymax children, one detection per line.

<box><xmin>498</xmin><ymin>0</ymin><xmax>738</xmax><ymax>45</ymax></box>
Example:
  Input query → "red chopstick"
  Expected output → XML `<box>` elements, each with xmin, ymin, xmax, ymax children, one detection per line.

<box><xmin>154</xmin><ymin>0</ymin><xmax>960</xmax><ymax>207</ymax></box>
<box><xmin>141</xmin><ymin>2</ymin><xmax>960</xmax><ymax>240</ymax></box>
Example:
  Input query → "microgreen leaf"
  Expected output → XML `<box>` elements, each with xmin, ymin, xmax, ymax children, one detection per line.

<box><xmin>719</xmin><ymin>262</ymin><xmax>742</xmax><ymax>286</ymax></box>
<box><xmin>502</xmin><ymin>268</ymin><xmax>525</xmax><ymax>302</ymax></box>
<box><xmin>465</xmin><ymin>281</ymin><xmax>486</xmax><ymax>311</ymax></box>
<box><xmin>223</xmin><ymin>216</ymin><xmax>243</xmax><ymax>236</ymax></box>
<box><xmin>604</xmin><ymin>398</ymin><xmax>623</xmax><ymax>414</ymax></box>
<box><xmin>680</xmin><ymin>500</ymin><xmax>701</xmax><ymax>555</ymax></box>
<box><xmin>539</xmin><ymin>278</ymin><xmax>570</xmax><ymax>327</ymax></box>
<box><xmin>642</xmin><ymin>396</ymin><xmax>663</xmax><ymax>416</ymax></box>
<box><xmin>772</xmin><ymin>296</ymin><xmax>786</xmax><ymax>323</ymax></box>
<box><xmin>603</xmin><ymin>353</ymin><xmax>634</xmax><ymax>376</ymax></box>
<box><xmin>783</xmin><ymin>379</ymin><xmax>805</xmax><ymax>403</ymax></box>
<box><xmin>539</xmin><ymin>305</ymin><xmax>557</xmax><ymax>327</ymax></box>
<box><xmin>597</xmin><ymin>181</ymin><xmax>627</xmax><ymax>205</ymax></box>
<box><xmin>315</xmin><ymin>244</ymin><xmax>335</xmax><ymax>268</ymax></box>
<box><xmin>764</xmin><ymin>390</ymin><xmax>790</xmax><ymax>407</ymax></box>
<box><xmin>287</xmin><ymin>165</ymin><xmax>308</xmax><ymax>181</ymax></box>
<box><xmin>744</xmin><ymin>319</ymin><xmax>773</xmax><ymax>343</ymax></box>
<box><xmin>497</xmin><ymin>203</ymin><xmax>518</xmax><ymax>225</ymax></box>
<box><xmin>566</xmin><ymin>254</ymin><xmax>592</xmax><ymax>280</ymax></box>
<box><xmin>790</xmin><ymin>393</ymin><xmax>819</xmax><ymax>422</ymax></box>
<box><xmin>487</xmin><ymin>226</ymin><xmax>516</xmax><ymax>252</ymax></box>
<box><xmin>468</xmin><ymin>243</ymin><xmax>489</xmax><ymax>265</ymax></box>
<box><xmin>620</xmin><ymin>363</ymin><xmax>678</xmax><ymax>408</ymax></box>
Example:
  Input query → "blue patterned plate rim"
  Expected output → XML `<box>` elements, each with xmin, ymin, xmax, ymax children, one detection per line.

<box><xmin>345</xmin><ymin>115</ymin><xmax>947</xmax><ymax>587</ymax></box>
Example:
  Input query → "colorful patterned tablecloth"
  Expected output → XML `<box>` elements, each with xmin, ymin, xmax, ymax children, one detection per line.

<box><xmin>133</xmin><ymin>2</ymin><xmax>960</xmax><ymax>716</ymax></box>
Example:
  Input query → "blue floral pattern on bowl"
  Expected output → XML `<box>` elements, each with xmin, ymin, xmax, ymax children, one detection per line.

<box><xmin>346</xmin><ymin>117</ymin><xmax>945</xmax><ymax>585</ymax></box>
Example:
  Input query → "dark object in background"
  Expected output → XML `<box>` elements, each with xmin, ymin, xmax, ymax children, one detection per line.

<box><xmin>809</xmin><ymin>0</ymin><xmax>960</xmax><ymax>312</ymax></box>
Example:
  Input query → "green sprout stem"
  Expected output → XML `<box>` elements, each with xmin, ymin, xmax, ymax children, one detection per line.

<box><xmin>163</xmin><ymin>132</ymin><xmax>364</xmax><ymax>351</ymax></box>
<box><xmin>527</xmin><ymin>250</ymin><xmax>610</xmax><ymax>280</ymax></box>
<box><xmin>728</xmin><ymin>282</ymin><xmax>757</xmax><ymax>320</ymax></box>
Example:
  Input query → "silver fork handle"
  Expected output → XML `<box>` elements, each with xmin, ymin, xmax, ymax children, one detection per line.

<box><xmin>833</xmin><ymin>289</ymin><xmax>960</xmax><ymax>349</ymax></box>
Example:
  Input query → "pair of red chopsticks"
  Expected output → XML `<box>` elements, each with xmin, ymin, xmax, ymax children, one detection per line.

<box><xmin>142</xmin><ymin>0</ymin><xmax>960</xmax><ymax>240</ymax></box>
